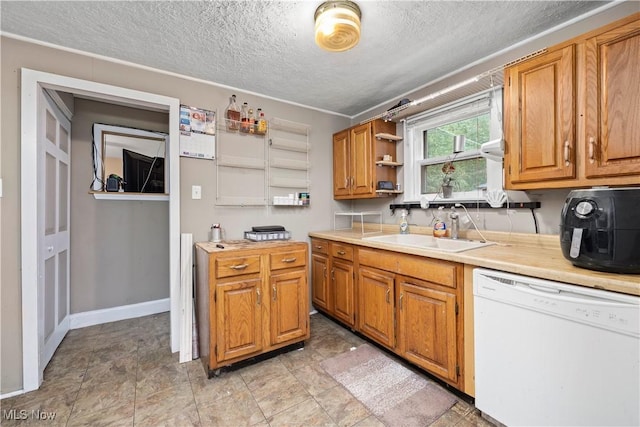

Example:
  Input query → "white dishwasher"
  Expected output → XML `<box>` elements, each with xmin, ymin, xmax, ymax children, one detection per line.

<box><xmin>473</xmin><ymin>268</ymin><xmax>639</xmax><ymax>427</ymax></box>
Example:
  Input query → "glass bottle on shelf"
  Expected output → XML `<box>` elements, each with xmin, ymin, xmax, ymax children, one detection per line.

<box><xmin>248</xmin><ymin>108</ymin><xmax>255</xmax><ymax>134</ymax></box>
<box><xmin>256</xmin><ymin>109</ymin><xmax>267</xmax><ymax>135</ymax></box>
<box><xmin>254</xmin><ymin>108</ymin><xmax>262</xmax><ymax>134</ymax></box>
<box><xmin>225</xmin><ymin>94</ymin><xmax>240</xmax><ymax>132</ymax></box>
<box><xmin>240</xmin><ymin>102</ymin><xmax>250</xmax><ymax>133</ymax></box>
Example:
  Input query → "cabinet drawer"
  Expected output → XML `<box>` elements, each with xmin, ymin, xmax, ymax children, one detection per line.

<box><xmin>359</xmin><ymin>247</ymin><xmax>458</xmax><ymax>288</ymax></box>
<box><xmin>216</xmin><ymin>255</ymin><xmax>261</xmax><ymax>278</ymax></box>
<box><xmin>331</xmin><ymin>243</ymin><xmax>354</xmax><ymax>261</ymax></box>
<box><xmin>311</xmin><ymin>238</ymin><xmax>328</xmax><ymax>255</ymax></box>
<box><xmin>396</xmin><ymin>253</ymin><xmax>457</xmax><ymax>288</ymax></box>
<box><xmin>358</xmin><ymin>248</ymin><xmax>397</xmax><ymax>271</ymax></box>
<box><xmin>270</xmin><ymin>249</ymin><xmax>306</xmax><ymax>271</ymax></box>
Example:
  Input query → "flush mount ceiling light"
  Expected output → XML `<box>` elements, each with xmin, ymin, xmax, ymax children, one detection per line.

<box><xmin>314</xmin><ymin>1</ymin><xmax>361</xmax><ymax>52</ymax></box>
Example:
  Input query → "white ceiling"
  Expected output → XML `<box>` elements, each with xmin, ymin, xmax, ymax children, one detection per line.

<box><xmin>1</xmin><ymin>1</ymin><xmax>610</xmax><ymax>117</ymax></box>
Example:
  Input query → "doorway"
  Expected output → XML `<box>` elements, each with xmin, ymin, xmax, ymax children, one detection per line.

<box><xmin>20</xmin><ymin>69</ymin><xmax>182</xmax><ymax>392</ymax></box>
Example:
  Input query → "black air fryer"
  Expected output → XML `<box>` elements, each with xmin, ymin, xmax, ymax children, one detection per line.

<box><xmin>560</xmin><ymin>187</ymin><xmax>640</xmax><ymax>274</ymax></box>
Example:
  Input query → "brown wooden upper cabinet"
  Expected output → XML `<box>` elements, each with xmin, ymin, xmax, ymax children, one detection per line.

<box><xmin>505</xmin><ymin>45</ymin><xmax>576</xmax><ymax>184</ymax></box>
<box><xmin>584</xmin><ymin>19</ymin><xmax>640</xmax><ymax>178</ymax></box>
<box><xmin>333</xmin><ymin>119</ymin><xmax>401</xmax><ymax>199</ymax></box>
<box><xmin>504</xmin><ymin>14</ymin><xmax>640</xmax><ymax>190</ymax></box>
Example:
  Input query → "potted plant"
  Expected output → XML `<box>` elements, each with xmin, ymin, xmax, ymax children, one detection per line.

<box><xmin>441</xmin><ymin>161</ymin><xmax>455</xmax><ymax>198</ymax></box>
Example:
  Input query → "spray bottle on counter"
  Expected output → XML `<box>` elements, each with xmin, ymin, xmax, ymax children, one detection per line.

<box><xmin>399</xmin><ymin>209</ymin><xmax>409</xmax><ymax>234</ymax></box>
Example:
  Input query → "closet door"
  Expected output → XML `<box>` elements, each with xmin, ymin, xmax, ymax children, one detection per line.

<box><xmin>39</xmin><ymin>90</ymin><xmax>71</xmax><ymax>370</ymax></box>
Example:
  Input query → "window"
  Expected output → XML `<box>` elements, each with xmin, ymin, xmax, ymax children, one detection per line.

<box><xmin>404</xmin><ymin>88</ymin><xmax>503</xmax><ymax>201</ymax></box>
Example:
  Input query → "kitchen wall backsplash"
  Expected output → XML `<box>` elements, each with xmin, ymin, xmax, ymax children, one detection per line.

<box><xmin>351</xmin><ymin>188</ymin><xmax>571</xmax><ymax>235</ymax></box>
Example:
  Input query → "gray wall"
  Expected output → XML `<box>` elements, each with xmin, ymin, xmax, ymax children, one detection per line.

<box><xmin>70</xmin><ymin>99</ymin><xmax>170</xmax><ymax>312</ymax></box>
<box><xmin>1</xmin><ymin>37</ymin><xmax>349</xmax><ymax>394</ymax></box>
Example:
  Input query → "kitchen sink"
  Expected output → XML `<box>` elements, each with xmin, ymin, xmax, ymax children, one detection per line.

<box><xmin>362</xmin><ymin>234</ymin><xmax>495</xmax><ymax>253</ymax></box>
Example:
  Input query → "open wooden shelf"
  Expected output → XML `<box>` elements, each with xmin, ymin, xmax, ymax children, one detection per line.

<box><xmin>375</xmin><ymin>133</ymin><xmax>403</xmax><ymax>142</ymax></box>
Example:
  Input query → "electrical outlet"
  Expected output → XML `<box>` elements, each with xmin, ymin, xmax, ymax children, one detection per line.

<box><xmin>191</xmin><ymin>185</ymin><xmax>202</xmax><ymax>200</ymax></box>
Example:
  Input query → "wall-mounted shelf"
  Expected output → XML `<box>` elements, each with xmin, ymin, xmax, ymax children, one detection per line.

<box><xmin>215</xmin><ymin>117</ymin><xmax>310</xmax><ymax>207</ymax></box>
<box><xmin>376</xmin><ymin>190</ymin><xmax>403</xmax><ymax>195</ymax></box>
<box><xmin>375</xmin><ymin>133</ymin><xmax>403</xmax><ymax>142</ymax></box>
<box><xmin>215</xmin><ymin>122</ymin><xmax>268</xmax><ymax>206</ymax></box>
<box><xmin>375</xmin><ymin>161</ymin><xmax>403</xmax><ymax>167</ymax></box>
<box><xmin>90</xmin><ymin>191</ymin><xmax>169</xmax><ymax>201</ymax></box>
<box><xmin>268</xmin><ymin>118</ymin><xmax>310</xmax><ymax>206</ymax></box>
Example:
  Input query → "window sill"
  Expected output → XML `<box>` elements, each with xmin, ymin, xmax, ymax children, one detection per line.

<box><xmin>90</xmin><ymin>191</ymin><xmax>169</xmax><ymax>201</ymax></box>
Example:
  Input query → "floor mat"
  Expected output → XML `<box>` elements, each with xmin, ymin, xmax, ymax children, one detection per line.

<box><xmin>320</xmin><ymin>343</ymin><xmax>457</xmax><ymax>426</ymax></box>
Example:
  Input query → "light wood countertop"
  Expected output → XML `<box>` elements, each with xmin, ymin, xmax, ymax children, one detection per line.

<box><xmin>308</xmin><ymin>227</ymin><xmax>640</xmax><ymax>296</ymax></box>
<box><xmin>196</xmin><ymin>240</ymin><xmax>306</xmax><ymax>254</ymax></box>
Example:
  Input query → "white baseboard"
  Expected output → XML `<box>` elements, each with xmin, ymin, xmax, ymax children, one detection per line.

<box><xmin>69</xmin><ymin>298</ymin><xmax>170</xmax><ymax>330</ymax></box>
<box><xmin>0</xmin><ymin>388</ymin><xmax>25</xmax><ymax>399</ymax></box>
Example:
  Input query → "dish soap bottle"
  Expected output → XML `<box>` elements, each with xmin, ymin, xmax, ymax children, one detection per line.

<box><xmin>399</xmin><ymin>209</ymin><xmax>409</xmax><ymax>234</ymax></box>
<box><xmin>433</xmin><ymin>206</ymin><xmax>447</xmax><ymax>238</ymax></box>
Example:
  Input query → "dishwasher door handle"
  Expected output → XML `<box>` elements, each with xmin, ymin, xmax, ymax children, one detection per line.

<box><xmin>527</xmin><ymin>284</ymin><xmax>560</xmax><ymax>294</ymax></box>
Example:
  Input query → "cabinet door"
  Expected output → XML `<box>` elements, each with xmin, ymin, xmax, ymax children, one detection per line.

<box><xmin>584</xmin><ymin>20</ymin><xmax>640</xmax><ymax>178</ymax></box>
<box><xmin>350</xmin><ymin>123</ymin><xmax>374</xmax><ymax>196</ymax></box>
<box><xmin>357</xmin><ymin>266</ymin><xmax>395</xmax><ymax>348</ymax></box>
<box><xmin>311</xmin><ymin>253</ymin><xmax>330</xmax><ymax>312</ymax></box>
<box><xmin>397</xmin><ymin>279</ymin><xmax>458</xmax><ymax>383</ymax></box>
<box><xmin>216</xmin><ymin>278</ymin><xmax>263</xmax><ymax>362</ymax></box>
<box><xmin>333</xmin><ymin>129</ymin><xmax>351</xmax><ymax>197</ymax></box>
<box><xmin>270</xmin><ymin>269</ymin><xmax>308</xmax><ymax>345</ymax></box>
<box><xmin>505</xmin><ymin>45</ymin><xmax>576</xmax><ymax>185</ymax></box>
<box><xmin>332</xmin><ymin>258</ymin><xmax>355</xmax><ymax>327</ymax></box>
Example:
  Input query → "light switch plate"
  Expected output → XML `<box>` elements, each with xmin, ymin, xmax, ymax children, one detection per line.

<box><xmin>191</xmin><ymin>185</ymin><xmax>201</xmax><ymax>200</ymax></box>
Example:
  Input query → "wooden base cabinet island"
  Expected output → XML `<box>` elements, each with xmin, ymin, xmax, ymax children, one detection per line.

<box><xmin>195</xmin><ymin>241</ymin><xmax>309</xmax><ymax>376</ymax></box>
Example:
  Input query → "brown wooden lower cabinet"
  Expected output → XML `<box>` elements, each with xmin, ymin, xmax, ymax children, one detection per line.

<box><xmin>311</xmin><ymin>240</ymin><xmax>465</xmax><ymax>390</ymax></box>
<box><xmin>332</xmin><ymin>258</ymin><xmax>356</xmax><ymax>326</ymax></box>
<box><xmin>195</xmin><ymin>241</ymin><xmax>309</xmax><ymax>376</ymax></box>
<box><xmin>396</xmin><ymin>277</ymin><xmax>458</xmax><ymax>383</ymax></box>
<box><xmin>357</xmin><ymin>266</ymin><xmax>395</xmax><ymax>349</ymax></box>
<box><xmin>216</xmin><ymin>277</ymin><xmax>263</xmax><ymax>362</ymax></box>
<box><xmin>310</xmin><ymin>239</ymin><xmax>356</xmax><ymax>328</ymax></box>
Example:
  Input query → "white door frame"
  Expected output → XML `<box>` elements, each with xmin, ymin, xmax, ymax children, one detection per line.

<box><xmin>21</xmin><ymin>68</ymin><xmax>181</xmax><ymax>392</ymax></box>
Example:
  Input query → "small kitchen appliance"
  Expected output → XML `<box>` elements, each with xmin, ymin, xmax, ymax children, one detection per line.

<box><xmin>560</xmin><ymin>187</ymin><xmax>640</xmax><ymax>273</ymax></box>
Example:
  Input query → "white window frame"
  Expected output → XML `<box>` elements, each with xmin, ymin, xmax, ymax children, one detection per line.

<box><xmin>403</xmin><ymin>87</ymin><xmax>503</xmax><ymax>202</ymax></box>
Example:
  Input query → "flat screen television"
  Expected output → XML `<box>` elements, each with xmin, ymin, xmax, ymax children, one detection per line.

<box><xmin>122</xmin><ymin>148</ymin><xmax>165</xmax><ymax>193</ymax></box>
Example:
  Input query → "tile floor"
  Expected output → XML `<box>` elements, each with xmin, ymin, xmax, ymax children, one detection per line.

<box><xmin>1</xmin><ymin>312</ymin><xmax>492</xmax><ymax>426</ymax></box>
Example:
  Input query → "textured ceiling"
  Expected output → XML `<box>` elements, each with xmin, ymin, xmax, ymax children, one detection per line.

<box><xmin>1</xmin><ymin>1</ymin><xmax>609</xmax><ymax>117</ymax></box>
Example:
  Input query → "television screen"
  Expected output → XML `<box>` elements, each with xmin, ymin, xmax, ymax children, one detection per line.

<box><xmin>122</xmin><ymin>149</ymin><xmax>164</xmax><ymax>193</ymax></box>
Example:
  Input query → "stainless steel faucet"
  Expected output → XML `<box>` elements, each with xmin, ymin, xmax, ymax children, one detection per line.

<box><xmin>449</xmin><ymin>206</ymin><xmax>459</xmax><ymax>239</ymax></box>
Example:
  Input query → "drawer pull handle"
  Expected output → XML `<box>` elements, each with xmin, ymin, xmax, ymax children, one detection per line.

<box><xmin>230</xmin><ymin>263</ymin><xmax>248</xmax><ymax>270</ymax></box>
<box><xmin>588</xmin><ymin>137</ymin><xmax>595</xmax><ymax>164</ymax></box>
<box><xmin>281</xmin><ymin>257</ymin><xmax>297</xmax><ymax>263</ymax></box>
<box><xmin>315</xmin><ymin>245</ymin><xmax>323</xmax><ymax>250</ymax></box>
<box><xmin>385</xmin><ymin>288</ymin><xmax>390</xmax><ymax>304</ymax></box>
<box><xmin>564</xmin><ymin>140</ymin><xmax>570</xmax><ymax>166</ymax></box>
<box><xmin>257</xmin><ymin>288</ymin><xmax>261</xmax><ymax>305</ymax></box>
<box><xmin>337</xmin><ymin>250</ymin><xmax>346</xmax><ymax>255</ymax></box>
